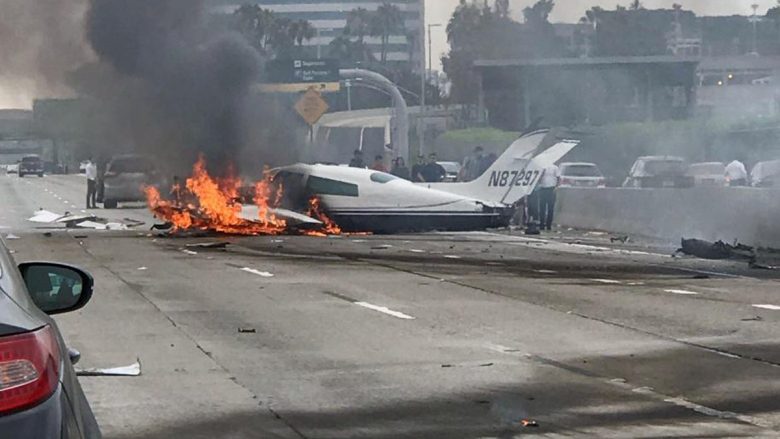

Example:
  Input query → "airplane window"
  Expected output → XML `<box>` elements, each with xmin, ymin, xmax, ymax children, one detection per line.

<box><xmin>370</xmin><ymin>173</ymin><xmax>397</xmax><ymax>184</ymax></box>
<box><xmin>306</xmin><ymin>176</ymin><xmax>359</xmax><ymax>197</ymax></box>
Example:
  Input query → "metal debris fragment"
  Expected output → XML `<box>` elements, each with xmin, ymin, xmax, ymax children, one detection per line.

<box><xmin>76</xmin><ymin>360</ymin><xmax>142</xmax><ymax>377</ymax></box>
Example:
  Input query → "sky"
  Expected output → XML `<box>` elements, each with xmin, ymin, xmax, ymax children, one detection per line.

<box><xmin>426</xmin><ymin>0</ymin><xmax>779</xmax><ymax>70</ymax></box>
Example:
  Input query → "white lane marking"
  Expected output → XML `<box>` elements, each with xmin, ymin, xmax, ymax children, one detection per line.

<box><xmin>443</xmin><ymin>255</ymin><xmax>461</xmax><ymax>259</ymax></box>
<box><xmin>408</xmin><ymin>249</ymin><xmax>425</xmax><ymax>253</ymax></box>
<box><xmin>351</xmin><ymin>239</ymin><xmax>367</xmax><ymax>243</ymax></box>
<box><xmin>354</xmin><ymin>301</ymin><xmax>415</xmax><ymax>320</ymax></box>
<box><xmin>80</xmin><ymin>210</ymin><xmax>87</xmax><ymax>213</ymax></box>
<box><xmin>181</xmin><ymin>249</ymin><xmax>198</xmax><ymax>255</ymax></box>
<box><xmin>591</xmin><ymin>279</ymin><xmax>621</xmax><ymax>284</ymax></box>
<box><xmin>753</xmin><ymin>304</ymin><xmax>780</xmax><ymax>311</ymax></box>
<box><xmin>486</xmin><ymin>345</ymin><xmax>772</xmax><ymax>430</ymax></box>
<box><xmin>665</xmin><ymin>289</ymin><xmax>700</xmax><ymax>296</ymax></box>
<box><xmin>534</xmin><ymin>269</ymin><xmax>557</xmax><ymax>274</ymax></box>
<box><xmin>241</xmin><ymin>267</ymin><xmax>274</xmax><ymax>278</ymax></box>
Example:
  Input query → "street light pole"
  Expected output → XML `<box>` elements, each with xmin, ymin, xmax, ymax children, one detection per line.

<box><xmin>419</xmin><ymin>0</ymin><xmax>426</xmax><ymax>156</ymax></box>
<box><xmin>751</xmin><ymin>3</ymin><xmax>760</xmax><ymax>55</ymax></box>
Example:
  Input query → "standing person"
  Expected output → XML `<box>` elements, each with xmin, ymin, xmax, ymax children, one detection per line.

<box><xmin>349</xmin><ymin>150</ymin><xmax>365</xmax><ymax>168</ymax></box>
<box><xmin>537</xmin><ymin>162</ymin><xmax>561</xmax><ymax>231</ymax></box>
<box><xmin>460</xmin><ymin>146</ymin><xmax>485</xmax><ymax>182</ymax></box>
<box><xmin>411</xmin><ymin>154</ymin><xmax>426</xmax><ymax>182</ymax></box>
<box><xmin>725</xmin><ymin>159</ymin><xmax>748</xmax><ymax>186</ymax></box>
<box><xmin>391</xmin><ymin>157</ymin><xmax>411</xmax><ymax>180</ymax></box>
<box><xmin>420</xmin><ymin>153</ymin><xmax>447</xmax><ymax>183</ymax></box>
<box><xmin>85</xmin><ymin>158</ymin><xmax>98</xmax><ymax>209</ymax></box>
<box><xmin>370</xmin><ymin>155</ymin><xmax>388</xmax><ymax>172</ymax></box>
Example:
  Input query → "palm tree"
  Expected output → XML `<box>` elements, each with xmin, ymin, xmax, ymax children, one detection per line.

<box><xmin>345</xmin><ymin>7</ymin><xmax>372</xmax><ymax>45</ymax></box>
<box><xmin>233</xmin><ymin>5</ymin><xmax>276</xmax><ymax>52</ymax></box>
<box><xmin>290</xmin><ymin>19</ymin><xmax>316</xmax><ymax>47</ymax></box>
<box><xmin>371</xmin><ymin>2</ymin><xmax>404</xmax><ymax>64</ymax></box>
<box><xmin>629</xmin><ymin>0</ymin><xmax>643</xmax><ymax>10</ymax></box>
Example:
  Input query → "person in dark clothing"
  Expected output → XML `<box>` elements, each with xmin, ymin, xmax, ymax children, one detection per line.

<box><xmin>349</xmin><ymin>150</ymin><xmax>365</xmax><ymax>168</ymax></box>
<box><xmin>391</xmin><ymin>157</ymin><xmax>411</xmax><ymax>180</ymax></box>
<box><xmin>411</xmin><ymin>154</ymin><xmax>426</xmax><ymax>182</ymax></box>
<box><xmin>371</xmin><ymin>155</ymin><xmax>388</xmax><ymax>172</ymax></box>
<box><xmin>420</xmin><ymin>153</ymin><xmax>447</xmax><ymax>183</ymax></box>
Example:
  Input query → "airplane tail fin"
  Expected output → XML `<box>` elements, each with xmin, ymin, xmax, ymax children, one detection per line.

<box><xmin>422</xmin><ymin>130</ymin><xmax>579</xmax><ymax>205</ymax></box>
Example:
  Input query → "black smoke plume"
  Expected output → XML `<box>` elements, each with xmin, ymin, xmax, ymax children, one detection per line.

<box><xmin>78</xmin><ymin>0</ymin><xmax>274</xmax><ymax>173</ymax></box>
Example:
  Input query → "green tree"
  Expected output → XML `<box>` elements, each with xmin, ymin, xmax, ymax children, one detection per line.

<box><xmin>629</xmin><ymin>0</ymin><xmax>643</xmax><ymax>10</ymax></box>
<box><xmin>371</xmin><ymin>2</ymin><xmax>404</xmax><ymax>64</ymax></box>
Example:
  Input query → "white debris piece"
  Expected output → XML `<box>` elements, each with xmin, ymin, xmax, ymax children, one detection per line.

<box><xmin>29</xmin><ymin>210</ymin><xmax>63</xmax><ymax>223</ymax></box>
<box><xmin>76</xmin><ymin>360</ymin><xmax>141</xmax><ymax>377</ymax></box>
<box><xmin>4</xmin><ymin>234</ymin><xmax>20</xmax><ymax>240</ymax></box>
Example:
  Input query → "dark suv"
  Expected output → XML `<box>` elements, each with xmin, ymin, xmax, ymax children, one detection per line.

<box><xmin>18</xmin><ymin>155</ymin><xmax>45</xmax><ymax>178</ymax></box>
<box><xmin>0</xmin><ymin>238</ymin><xmax>101</xmax><ymax>437</ymax></box>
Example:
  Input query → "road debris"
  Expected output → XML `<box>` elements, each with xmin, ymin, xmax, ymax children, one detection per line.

<box><xmin>676</xmin><ymin>238</ymin><xmax>756</xmax><ymax>262</ymax></box>
<box><xmin>520</xmin><ymin>419</ymin><xmax>539</xmax><ymax>427</ymax></box>
<box><xmin>28</xmin><ymin>209</ymin><xmax>139</xmax><ymax>230</ymax></box>
<box><xmin>181</xmin><ymin>249</ymin><xmax>198</xmax><ymax>255</ymax></box>
<box><xmin>238</xmin><ymin>327</ymin><xmax>257</xmax><ymax>333</ymax></box>
<box><xmin>185</xmin><ymin>242</ymin><xmax>230</xmax><ymax>249</ymax></box>
<box><xmin>610</xmin><ymin>235</ymin><xmax>629</xmax><ymax>243</ymax></box>
<box><xmin>76</xmin><ymin>360</ymin><xmax>142</xmax><ymax>377</ymax></box>
<box><xmin>4</xmin><ymin>233</ymin><xmax>20</xmax><ymax>240</ymax></box>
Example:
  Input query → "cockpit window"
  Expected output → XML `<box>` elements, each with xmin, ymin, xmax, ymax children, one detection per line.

<box><xmin>306</xmin><ymin>176</ymin><xmax>359</xmax><ymax>197</ymax></box>
<box><xmin>370</xmin><ymin>173</ymin><xmax>397</xmax><ymax>184</ymax></box>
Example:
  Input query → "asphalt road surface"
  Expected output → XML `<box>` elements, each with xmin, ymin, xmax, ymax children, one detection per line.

<box><xmin>4</xmin><ymin>173</ymin><xmax>780</xmax><ymax>438</ymax></box>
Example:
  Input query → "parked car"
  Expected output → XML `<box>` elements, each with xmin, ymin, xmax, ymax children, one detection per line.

<box><xmin>559</xmin><ymin>162</ymin><xmax>606</xmax><ymax>188</ymax></box>
<box><xmin>18</xmin><ymin>155</ymin><xmax>44</xmax><ymax>178</ymax></box>
<box><xmin>0</xmin><ymin>237</ymin><xmax>101</xmax><ymax>437</ymax></box>
<box><xmin>437</xmin><ymin>161</ymin><xmax>462</xmax><ymax>182</ymax></box>
<box><xmin>686</xmin><ymin>162</ymin><xmax>727</xmax><ymax>187</ymax></box>
<box><xmin>623</xmin><ymin>156</ymin><xmax>693</xmax><ymax>188</ymax></box>
<box><xmin>101</xmin><ymin>154</ymin><xmax>161</xmax><ymax>208</ymax></box>
<box><xmin>6</xmin><ymin>163</ymin><xmax>19</xmax><ymax>174</ymax></box>
<box><xmin>750</xmin><ymin>160</ymin><xmax>780</xmax><ymax>187</ymax></box>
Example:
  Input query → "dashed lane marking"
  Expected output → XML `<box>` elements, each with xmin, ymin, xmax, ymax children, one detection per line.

<box><xmin>665</xmin><ymin>289</ymin><xmax>700</xmax><ymax>296</ymax></box>
<box><xmin>753</xmin><ymin>304</ymin><xmax>780</xmax><ymax>311</ymax></box>
<box><xmin>240</xmin><ymin>267</ymin><xmax>274</xmax><ymax>278</ymax></box>
<box><xmin>354</xmin><ymin>302</ymin><xmax>415</xmax><ymax>320</ymax></box>
<box><xmin>591</xmin><ymin>279</ymin><xmax>621</xmax><ymax>284</ymax></box>
<box><xmin>322</xmin><ymin>291</ymin><xmax>415</xmax><ymax>320</ymax></box>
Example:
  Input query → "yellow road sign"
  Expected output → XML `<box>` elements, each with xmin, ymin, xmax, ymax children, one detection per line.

<box><xmin>294</xmin><ymin>88</ymin><xmax>329</xmax><ymax>125</ymax></box>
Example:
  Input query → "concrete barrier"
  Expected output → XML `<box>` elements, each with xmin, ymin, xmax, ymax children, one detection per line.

<box><xmin>556</xmin><ymin>187</ymin><xmax>780</xmax><ymax>247</ymax></box>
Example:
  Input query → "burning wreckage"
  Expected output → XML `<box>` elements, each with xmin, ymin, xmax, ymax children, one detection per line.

<box><xmin>145</xmin><ymin>131</ymin><xmax>579</xmax><ymax>236</ymax></box>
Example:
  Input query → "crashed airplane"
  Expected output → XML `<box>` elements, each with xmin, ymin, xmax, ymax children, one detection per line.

<box><xmin>270</xmin><ymin>130</ymin><xmax>579</xmax><ymax>233</ymax></box>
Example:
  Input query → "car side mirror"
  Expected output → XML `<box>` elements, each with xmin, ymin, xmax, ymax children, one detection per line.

<box><xmin>18</xmin><ymin>263</ymin><xmax>94</xmax><ymax>315</ymax></box>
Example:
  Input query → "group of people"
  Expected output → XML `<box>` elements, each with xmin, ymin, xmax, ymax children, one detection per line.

<box><xmin>348</xmin><ymin>150</ymin><xmax>448</xmax><ymax>183</ymax></box>
<box><xmin>459</xmin><ymin>146</ymin><xmax>497</xmax><ymax>182</ymax></box>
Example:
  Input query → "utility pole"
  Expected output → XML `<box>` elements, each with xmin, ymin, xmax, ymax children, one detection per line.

<box><xmin>419</xmin><ymin>0</ymin><xmax>426</xmax><ymax>156</ymax></box>
<box><xmin>428</xmin><ymin>23</ymin><xmax>442</xmax><ymax>97</ymax></box>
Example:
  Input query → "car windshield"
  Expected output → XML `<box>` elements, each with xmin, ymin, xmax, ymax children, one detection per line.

<box><xmin>645</xmin><ymin>160</ymin><xmax>686</xmax><ymax>175</ymax></box>
<box><xmin>21</xmin><ymin>157</ymin><xmax>40</xmax><ymax>163</ymax></box>
<box><xmin>109</xmin><ymin>157</ymin><xmax>154</xmax><ymax>174</ymax></box>
<box><xmin>562</xmin><ymin>165</ymin><xmax>601</xmax><ymax>177</ymax></box>
<box><xmin>438</xmin><ymin>162</ymin><xmax>461</xmax><ymax>173</ymax></box>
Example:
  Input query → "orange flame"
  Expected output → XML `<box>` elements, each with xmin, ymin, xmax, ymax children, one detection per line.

<box><xmin>306</xmin><ymin>196</ymin><xmax>342</xmax><ymax>236</ymax></box>
<box><xmin>145</xmin><ymin>156</ymin><xmax>289</xmax><ymax>235</ymax></box>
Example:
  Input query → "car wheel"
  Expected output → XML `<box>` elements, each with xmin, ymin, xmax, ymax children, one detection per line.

<box><xmin>18</xmin><ymin>173</ymin><xmax>24</xmax><ymax>178</ymax></box>
<box><xmin>103</xmin><ymin>199</ymin><xmax>117</xmax><ymax>209</ymax></box>
<box><xmin>38</xmin><ymin>173</ymin><xmax>44</xmax><ymax>177</ymax></box>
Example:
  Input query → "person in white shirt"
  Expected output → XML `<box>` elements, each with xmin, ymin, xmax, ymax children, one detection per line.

<box><xmin>725</xmin><ymin>159</ymin><xmax>748</xmax><ymax>187</ymax></box>
<box><xmin>537</xmin><ymin>163</ymin><xmax>561</xmax><ymax>231</ymax></box>
<box><xmin>85</xmin><ymin>159</ymin><xmax>98</xmax><ymax>209</ymax></box>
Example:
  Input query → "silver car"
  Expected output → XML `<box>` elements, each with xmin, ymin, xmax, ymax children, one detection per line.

<box><xmin>101</xmin><ymin>155</ymin><xmax>160</xmax><ymax>208</ymax></box>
